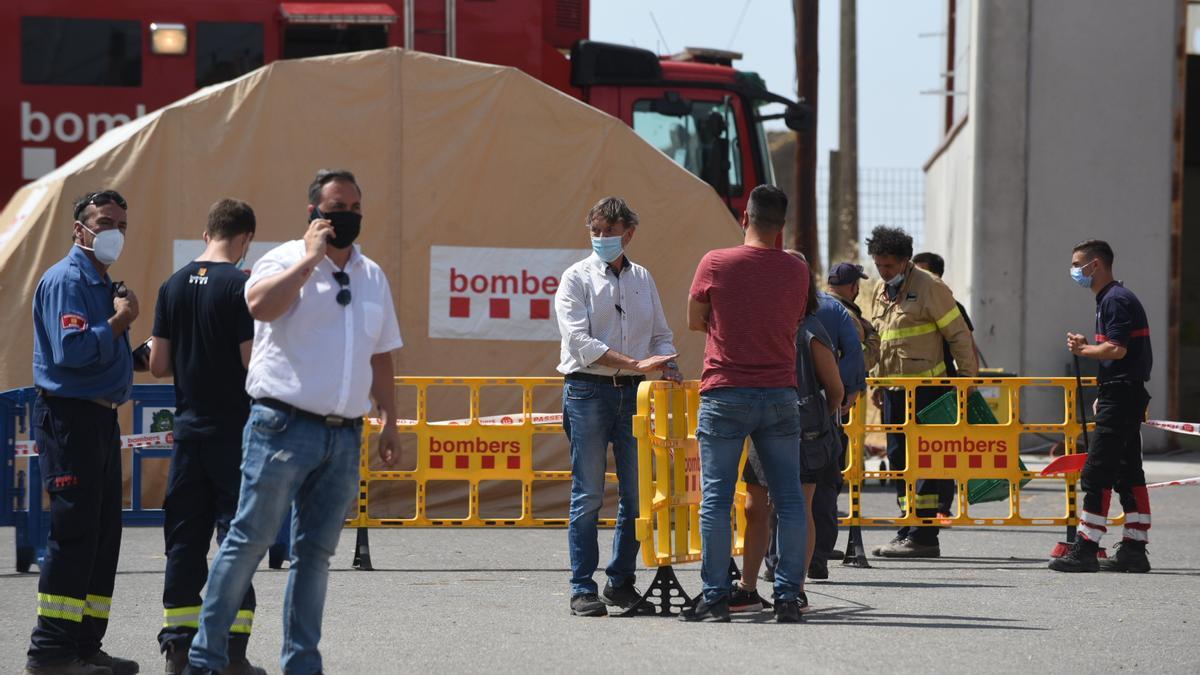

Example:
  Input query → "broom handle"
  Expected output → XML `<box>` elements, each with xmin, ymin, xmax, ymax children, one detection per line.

<box><xmin>1074</xmin><ymin>354</ymin><xmax>1090</xmax><ymax>453</ymax></box>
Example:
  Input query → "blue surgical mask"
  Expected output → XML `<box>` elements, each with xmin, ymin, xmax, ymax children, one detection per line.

<box><xmin>885</xmin><ymin>273</ymin><xmax>905</xmax><ymax>288</ymax></box>
<box><xmin>1070</xmin><ymin>261</ymin><xmax>1094</xmax><ymax>289</ymax></box>
<box><xmin>591</xmin><ymin>236</ymin><xmax>624</xmax><ymax>263</ymax></box>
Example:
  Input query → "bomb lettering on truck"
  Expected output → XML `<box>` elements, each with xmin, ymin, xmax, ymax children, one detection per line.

<box><xmin>19</xmin><ymin>102</ymin><xmax>148</xmax><ymax>180</ymax></box>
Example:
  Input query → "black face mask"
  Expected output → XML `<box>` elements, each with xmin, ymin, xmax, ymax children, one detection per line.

<box><xmin>310</xmin><ymin>206</ymin><xmax>362</xmax><ymax>249</ymax></box>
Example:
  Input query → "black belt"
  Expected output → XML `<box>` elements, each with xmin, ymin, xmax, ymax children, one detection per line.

<box><xmin>565</xmin><ymin>372</ymin><xmax>645</xmax><ymax>388</ymax></box>
<box><xmin>254</xmin><ymin>398</ymin><xmax>361</xmax><ymax>428</ymax></box>
<box><xmin>36</xmin><ymin>388</ymin><xmax>119</xmax><ymax>410</ymax></box>
<box><xmin>1098</xmin><ymin>379</ymin><xmax>1147</xmax><ymax>389</ymax></box>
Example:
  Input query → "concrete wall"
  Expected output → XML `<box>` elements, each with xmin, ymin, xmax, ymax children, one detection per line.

<box><xmin>924</xmin><ymin>0</ymin><xmax>1178</xmax><ymax>419</ymax></box>
<box><xmin>968</xmin><ymin>0</ymin><xmax>1031</xmax><ymax>375</ymax></box>
<box><xmin>923</xmin><ymin>114</ymin><xmax>974</xmax><ymax>299</ymax></box>
<box><xmin>1022</xmin><ymin>0</ymin><xmax>1177</xmax><ymax>415</ymax></box>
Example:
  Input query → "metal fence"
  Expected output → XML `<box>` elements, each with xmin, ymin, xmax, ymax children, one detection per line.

<box><xmin>816</xmin><ymin>165</ymin><xmax>925</xmax><ymax>269</ymax></box>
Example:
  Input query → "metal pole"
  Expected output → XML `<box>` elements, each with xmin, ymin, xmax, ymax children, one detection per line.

<box><xmin>445</xmin><ymin>0</ymin><xmax>457</xmax><ymax>57</ymax></box>
<box><xmin>403</xmin><ymin>0</ymin><xmax>414</xmax><ymax>50</ymax></box>
<box><xmin>791</xmin><ymin>0</ymin><xmax>820</xmax><ymax>268</ymax></box>
<box><xmin>833</xmin><ymin>0</ymin><xmax>859</xmax><ymax>265</ymax></box>
<box><xmin>828</xmin><ymin>149</ymin><xmax>841</xmax><ymax>265</ymax></box>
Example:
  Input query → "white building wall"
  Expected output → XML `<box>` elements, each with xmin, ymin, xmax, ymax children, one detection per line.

<box><xmin>923</xmin><ymin>117</ymin><xmax>974</xmax><ymax>302</ymax></box>
<box><xmin>1022</xmin><ymin>0</ymin><xmax>1177</xmax><ymax>416</ymax></box>
<box><xmin>923</xmin><ymin>0</ymin><xmax>1178</xmax><ymax>420</ymax></box>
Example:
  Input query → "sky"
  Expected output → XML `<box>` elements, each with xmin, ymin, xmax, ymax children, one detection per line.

<box><xmin>591</xmin><ymin>0</ymin><xmax>945</xmax><ymax>170</ymax></box>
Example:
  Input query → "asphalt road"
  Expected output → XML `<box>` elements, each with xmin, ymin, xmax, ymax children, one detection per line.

<box><xmin>2</xmin><ymin>454</ymin><xmax>1199</xmax><ymax>674</ymax></box>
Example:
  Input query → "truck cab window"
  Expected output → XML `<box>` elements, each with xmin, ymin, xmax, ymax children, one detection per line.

<box><xmin>196</xmin><ymin>22</ymin><xmax>264</xmax><ymax>88</ymax></box>
<box><xmin>283</xmin><ymin>25</ymin><xmax>388</xmax><ymax>60</ymax></box>
<box><xmin>21</xmin><ymin>17</ymin><xmax>141</xmax><ymax>86</ymax></box>
<box><xmin>632</xmin><ymin>98</ymin><xmax>743</xmax><ymax>196</ymax></box>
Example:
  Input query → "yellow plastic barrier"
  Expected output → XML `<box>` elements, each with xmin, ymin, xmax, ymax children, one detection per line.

<box><xmin>633</xmin><ymin>380</ymin><xmax>748</xmax><ymax>567</ymax></box>
<box><xmin>632</xmin><ymin>376</ymin><xmax>1119</xmax><ymax>575</ymax></box>
<box><xmin>844</xmin><ymin>376</ymin><xmax>1104</xmax><ymax>530</ymax></box>
<box><xmin>348</xmin><ymin>376</ymin><xmax>617</xmax><ymax>529</ymax></box>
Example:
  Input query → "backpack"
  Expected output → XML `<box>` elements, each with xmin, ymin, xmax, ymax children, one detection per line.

<box><xmin>796</xmin><ymin>317</ymin><xmax>843</xmax><ymax>474</ymax></box>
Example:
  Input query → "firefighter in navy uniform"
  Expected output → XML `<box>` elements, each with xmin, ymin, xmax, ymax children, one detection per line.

<box><xmin>149</xmin><ymin>200</ymin><xmax>266</xmax><ymax>675</ymax></box>
<box><xmin>1051</xmin><ymin>240</ymin><xmax>1153</xmax><ymax>573</ymax></box>
<box><xmin>27</xmin><ymin>190</ymin><xmax>141</xmax><ymax>675</ymax></box>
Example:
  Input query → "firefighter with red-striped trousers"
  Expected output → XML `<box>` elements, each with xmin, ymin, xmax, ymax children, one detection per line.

<box><xmin>1051</xmin><ymin>239</ymin><xmax>1153</xmax><ymax>573</ymax></box>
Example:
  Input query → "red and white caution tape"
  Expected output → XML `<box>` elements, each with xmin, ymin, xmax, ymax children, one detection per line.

<box><xmin>1148</xmin><ymin>476</ymin><xmax>1200</xmax><ymax>489</ymax></box>
<box><xmin>1143</xmin><ymin>420</ymin><xmax>1200</xmax><ymax>435</ymax></box>
<box><xmin>367</xmin><ymin>412</ymin><xmax>562</xmax><ymax>427</ymax></box>
<box><xmin>13</xmin><ymin>430</ymin><xmax>174</xmax><ymax>458</ymax></box>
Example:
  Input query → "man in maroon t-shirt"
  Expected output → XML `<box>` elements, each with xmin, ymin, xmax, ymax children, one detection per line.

<box><xmin>680</xmin><ymin>185</ymin><xmax>809</xmax><ymax>624</ymax></box>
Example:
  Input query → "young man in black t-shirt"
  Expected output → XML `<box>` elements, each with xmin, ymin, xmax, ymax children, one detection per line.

<box><xmin>149</xmin><ymin>200</ymin><xmax>265</xmax><ymax>674</ymax></box>
<box><xmin>1051</xmin><ymin>239</ymin><xmax>1154</xmax><ymax>574</ymax></box>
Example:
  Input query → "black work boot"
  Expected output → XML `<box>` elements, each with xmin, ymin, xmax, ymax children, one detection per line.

<box><xmin>25</xmin><ymin>659</ymin><xmax>112</xmax><ymax>675</ymax></box>
<box><xmin>80</xmin><ymin>651</ymin><xmax>138</xmax><ymax>675</ymax></box>
<box><xmin>1099</xmin><ymin>540</ymin><xmax>1151</xmax><ymax>573</ymax></box>
<box><xmin>1049</xmin><ymin>537</ymin><xmax>1100</xmax><ymax>573</ymax></box>
<box><xmin>164</xmin><ymin>640</ymin><xmax>189</xmax><ymax>675</ymax></box>
<box><xmin>875</xmin><ymin>538</ymin><xmax>941</xmax><ymax>558</ymax></box>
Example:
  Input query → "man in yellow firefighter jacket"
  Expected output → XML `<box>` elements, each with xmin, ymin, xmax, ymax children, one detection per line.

<box><xmin>865</xmin><ymin>226</ymin><xmax>977</xmax><ymax>558</ymax></box>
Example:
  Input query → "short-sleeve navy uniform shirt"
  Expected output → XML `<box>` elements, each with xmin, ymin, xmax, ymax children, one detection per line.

<box><xmin>1094</xmin><ymin>281</ymin><xmax>1152</xmax><ymax>383</ymax></box>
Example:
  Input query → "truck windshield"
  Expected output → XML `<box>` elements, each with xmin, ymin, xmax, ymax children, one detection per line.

<box><xmin>632</xmin><ymin>98</ymin><xmax>743</xmax><ymax>196</ymax></box>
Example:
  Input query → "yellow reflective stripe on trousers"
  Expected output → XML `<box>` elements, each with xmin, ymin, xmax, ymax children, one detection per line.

<box><xmin>163</xmin><ymin>605</ymin><xmax>202</xmax><ymax>629</ymax></box>
<box><xmin>83</xmin><ymin>594</ymin><xmax>112</xmax><ymax>619</ymax></box>
<box><xmin>880</xmin><ymin>322</ymin><xmax>938</xmax><ymax>342</ymax></box>
<box><xmin>898</xmin><ymin>494</ymin><xmax>941</xmax><ymax>510</ymax></box>
<box><xmin>37</xmin><ymin>593</ymin><xmax>85</xmax><ymax>622</ymax></box>
<box><xmin>935</xmin><ymin>305</ymin><xmax>962</xmax><ymax>329</ymax></box>
<box><xmin>230</xmin><ymin>609</ymin><xmax>254</xmax><ymax>634</ymax></box>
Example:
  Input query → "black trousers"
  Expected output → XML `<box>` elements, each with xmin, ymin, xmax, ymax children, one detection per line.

<box><xmin>27</xmin><ymin>396</ymin><xmax>122</xmax><ymax>666</ymax></box>
<box><xmin>159</xmin><ymin>438</ymin><xmax>255</xmax><ymax>656</ymax></box>
<box><xmin>1080</xmin><ymin>381</ymin><xmax>1151</xmax><ymax>534</ymax></box>
<box><xmin>810</xmin><ymin>424</ymin><xmax>846</xmax><ymax>565</ymax></box>
<box><xmin>884</xmin><ymin>388</ymin><xmax>951</xmax><ymax>545</ymax></box>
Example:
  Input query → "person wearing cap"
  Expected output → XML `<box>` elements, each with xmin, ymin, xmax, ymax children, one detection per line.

<box><xmin>554</xmin><ymin>196</ymin><xmax>680</xmax><ymax>617</ymax></box>
<box><xmin>827</xmin><ymin>262</ymin><xmax>880</xmax><ymax>373</ymax></box>
<box><xmin>184</xmin><ymin>170</ymin><xmax>403</xmax><ymax>675</ymax></box>
<box><xmin>27</xmin><ymin>190</ymin><xmax>143</xmax><ymax>675</ymax></box>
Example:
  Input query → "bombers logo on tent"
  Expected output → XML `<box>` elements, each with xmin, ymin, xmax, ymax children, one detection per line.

<box><xmin>429</xmin><ymin>246</ymin><xmax>587</xmax><ymax>341</ymax></box>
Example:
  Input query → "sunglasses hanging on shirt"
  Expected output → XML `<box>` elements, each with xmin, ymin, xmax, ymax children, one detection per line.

<box><xmin>333</xmin><ymin>271</ymin><xmax>351</xmax><ymax>306</ymax></box>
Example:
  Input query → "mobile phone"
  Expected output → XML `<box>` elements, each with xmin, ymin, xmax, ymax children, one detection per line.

<box><xmin>133</xmin><ymin>336</ymin><xmax>152</xmax><ymax>366</ymax></box>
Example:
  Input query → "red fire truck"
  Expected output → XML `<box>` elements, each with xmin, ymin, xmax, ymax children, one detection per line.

<box><xmin>3</xmin><ymin>0</ymin><xmax>807</xmax><ymax>211</ymax></box>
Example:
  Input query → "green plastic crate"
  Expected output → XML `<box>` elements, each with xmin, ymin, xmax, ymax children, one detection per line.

<box><xmin>914</xmin><ymin>390</ymin><xmax>1029</xmax><ymax>505</ymax></box>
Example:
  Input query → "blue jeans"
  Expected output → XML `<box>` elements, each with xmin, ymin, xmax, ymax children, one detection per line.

<box><xmin>697</xmin><ymin>387</ymin><xmax>805</xmax><ymax>603</ymax></box>
<box><xmin>188</xmin><ymin>404</ymin><xmax>361</xmax><ymax>675</ymax></box>
<box><xmin>562</xmin><ymin>378</ymin><xmax>640</xmax><ymax>596</ymax></box>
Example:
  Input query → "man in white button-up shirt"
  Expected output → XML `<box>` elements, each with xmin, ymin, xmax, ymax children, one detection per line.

<box><xmin>554</xmin><ymin>197</ymin><xmax>679</xmax><ymax>617</ymax></box>
<box><xmin>185</xmin><ymin>170</ymin><xmax>403</xmax><ymax>675</ymax></box>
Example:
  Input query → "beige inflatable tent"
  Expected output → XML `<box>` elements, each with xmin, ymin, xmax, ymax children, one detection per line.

<box><xmin>0</xmin><ymin>48</ymin><xmax>742</xmax><ymax>515</ymax></box>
